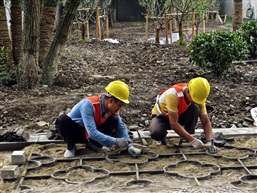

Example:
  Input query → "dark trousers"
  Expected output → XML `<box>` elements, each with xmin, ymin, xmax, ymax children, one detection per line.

<box><xmin>55</xmin><ymin>114</ymin><xmax>119</xmax><ymax>150</ymax></box>
<box><xmin>149</xmin><ymin>104</ymin><xmax>200</xmax><ymax>141</ymax></box>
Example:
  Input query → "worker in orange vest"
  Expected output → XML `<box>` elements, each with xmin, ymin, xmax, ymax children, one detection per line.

<box><xmin>55</xmin><ymin>80</ymin><xmax>141</xmax><ymax>158</ymax></box>
<box><xmin>149</xmin><ymin>77</ymin><xmax>217</xmax><ymax>154</ymax></box>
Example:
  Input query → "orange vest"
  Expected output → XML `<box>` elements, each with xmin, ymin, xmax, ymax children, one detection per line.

<box><xmin>158</xmin><ymin>83</ymin><xmax>191</xmax><ymax>116</ymax></box>
<box><xmin>86</xmin><ymin>95</ymin><xmax>118</xmax><ymax>126</ymax></box>
<box><xmin>83</xmin><ymin>95</ymin><xmax>118</xmax><ymax>138</ymax></box>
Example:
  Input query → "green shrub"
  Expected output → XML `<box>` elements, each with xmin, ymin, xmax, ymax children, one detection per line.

<box><xmin>239</xmin><ymin>20</ymin><xmax>257</xmax><ymax>58</ymax></box>
<box><xmin>0</xmin><ymin>46</ymin><xmax>16</xmax><ymax>86</ymax></box>
<box><xmin>189</xmin><ymin>30</ymin><xmax>248</xmax><ymax>77</ymax></box>
<box><xmin>224</xmin><ymin>16</ymin><xmax>232</xmax><ymax>24</ymax></box>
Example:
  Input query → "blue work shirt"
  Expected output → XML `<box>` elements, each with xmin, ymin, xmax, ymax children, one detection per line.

<box><xmin>67</xmin><ymin>97</ymin><xmax>131</xmax><ymax>147</ymax></box>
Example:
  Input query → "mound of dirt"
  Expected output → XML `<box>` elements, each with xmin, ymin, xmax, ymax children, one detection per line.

<box><xmin>0</xmin><ymin>22</ymin><xmax>257</xmax><ymax>133</ymax></box>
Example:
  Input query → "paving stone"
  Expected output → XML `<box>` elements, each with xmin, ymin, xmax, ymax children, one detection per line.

<box><xmin>15</xmin><ymin>128</ymin><xmax>30</xmax><ymax>141</ymax></box>
<box><xmin>11</xmin><ymin>151</ymin><xmax>26</xmax><ymax>165</ymax></box>
<box><xmin>244</xmin><ymin>116</ymin><xmax>254</xmax><ymax>122</ymax></box>
<box><xmin>0</xmin><ymin>165</ymin><xmax>19</xmax><ymax>179</ymax></box>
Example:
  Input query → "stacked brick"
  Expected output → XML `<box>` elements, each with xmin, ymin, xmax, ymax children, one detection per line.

<box><xmin>0</xmin><ymin>151</ymin><xmax>26</xmax><ymax>179</ymax></box>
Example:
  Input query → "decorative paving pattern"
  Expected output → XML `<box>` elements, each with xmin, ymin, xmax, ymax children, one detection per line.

<box><xmin>163</xmin><ymin>160</ymin><xmax>221</xmax><ymax>179</ymax></box>
<box><xmin>18</xmin><ymin>143</ymin><xmax>257</xmax><ymax>192</ymax></box>
<box><xmin>51</xmin><ymin>165</ymin><xmax>110</xmax><ymax>184</ymax></box>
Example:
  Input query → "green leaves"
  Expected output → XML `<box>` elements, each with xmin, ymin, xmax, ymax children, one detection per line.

<box><xmin>239</xmin><ymin>20</ymin><xmax>257</xmax><ymax>58</ymax></box>
<box><xmin>0</xmin><ymin>46</ymin><xmax>17</xmax><ymax>86</ymax></box>
<box><xmin>189</xmin><ymin>30</ymin><xmax>248</xmax><ymax>77</ymax></box>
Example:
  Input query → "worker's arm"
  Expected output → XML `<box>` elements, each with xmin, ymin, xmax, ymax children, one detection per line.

<box><xmin>199</xmin><ymin>113</ymin><xmax>213</xmax><ymax>141</ymax></box>
<box><xmin>165</xmin><ymin>93</ymin><xmax>202</xmax><ymax>147</ymax></box>
<box><xmin>115</xmin><ymin>113</ymin><xmax>132</xmax><ymax>140</ymax></box>
<box><xmin>168</xmin><ymin>110</ymin><xmax>195</xmax><ymax>142</ymax></box>
<box><xmin>199</xmin><ymin>112</ymin><xmax>218</xmax><ymax>154</ymax></box>
<box><xmin>79</xmin><ymin>100</ymin><xmax>116</xmax><ymax>147</ymax></box>
<box><xmin>165</xmin><ymin>93</ymin><xmax>195</xmax><ymax>143</ymax></box>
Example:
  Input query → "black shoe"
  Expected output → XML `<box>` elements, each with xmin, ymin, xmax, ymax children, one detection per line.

<box><xmin>161</xmin><ymin>138</ymin><xmax>167</xmax><ymax>145</ymax></box>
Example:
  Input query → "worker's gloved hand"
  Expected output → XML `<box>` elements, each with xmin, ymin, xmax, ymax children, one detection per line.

<box><xmin>206</xmin><ymin>139</ymin><xmax>218</xmax><ymax>154</ymax></box>
<box><xmin>115</xmin><ymin>137</ymin><xmax>132</xmax><ymax>148</ymax></box>
<box><xmin>128</xmin><ymin>146</ymin><xmax>142</xmax><ymax>158</ymax></box>
<box><xmin>189</xmin><ymin>138</ymin><xmax>203</xmax><ymax>148</ymax></box>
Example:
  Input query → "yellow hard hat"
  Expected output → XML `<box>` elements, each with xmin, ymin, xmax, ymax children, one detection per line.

<box><xmin>105</xmin><ymin>80</ymin><xmax>130</xmax><ymax>104</ymax></box>
<box><xmin>188</xmin><ymin>77</ymin><xmax>210</xmax><ymax>104</ymax></box>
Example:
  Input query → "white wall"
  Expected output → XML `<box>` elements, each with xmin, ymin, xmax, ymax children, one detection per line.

<box><xmin>220</xmin><ymin>0</ymin><xmax>233</xmax><ymax>16</ymax></box>
<box><xmin>220</xmin><ymin>0</ymin><xmax>257</xmax><ymax>19</ymax></box>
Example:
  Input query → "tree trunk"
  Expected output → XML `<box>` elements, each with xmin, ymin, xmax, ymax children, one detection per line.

<box><xmin>17</xmin><ymin>0</ymin><xmax>41</xmax><ymax>89</ymax></box>
<box><xmin>39</xmin><ymin>6</ymin><xmax>56</xmax><ymax>68</ymax></box>
<box><xmin>178</xmin><ymin>21</ymin><xmax>184</xmax><ymax>42</ymax></box>
<box><xmin>233</xmin><ymin>0</ymin><xmax>243</xmax><ymax>31</ymax></box>
<box><xmin>155</xmin><ymin>28</ymin><xmax>160</xmax><ymax>44</ymax></box>
<box><xmin>10</xmin><ymin>4</ymin><xmax>22</xmax><ymax>65</ymax></box>
<box><xmin>41</xmin><ymin>0</ymin><xmax>81</xmax><ymax>85</ymax></box>
<box><xmin>0</xmin><ymin>6</ymin><xmax>11</xmax><ymax>49</ymax></box>
<box><xmin>196</xmin><ymin>25</ymin><xmax>199</xmax><ymax>35</ymax></box>
<box><xmin>109</xmin><ymin>8</ymin><xmax>114</xmax><ymax>27</ymax></box>
<box><xmin>55</xmin><ymin>2</ymin><xmax>64</xmax><ymax>28</ymax></box>
<box><xmin>0</xmin><ymin>5</ymin><xmax>13</xmax><ymax>64</ymax></box>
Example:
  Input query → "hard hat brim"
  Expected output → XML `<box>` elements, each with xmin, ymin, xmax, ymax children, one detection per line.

<box><xmin>191</xmin><ymin>96</ymin><xmax>205</xmax><ymax>104</ymax></box>
<box><xmin>120</xmin><ymin>99</ymin><xmax>129</xmax><ymax>104</ymax></box>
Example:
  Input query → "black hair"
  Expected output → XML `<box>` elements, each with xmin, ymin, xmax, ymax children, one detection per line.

<box><xmin>104</xmin><ymin>93</ymin><xmax>120</xmax><ymax>103</ymax></box>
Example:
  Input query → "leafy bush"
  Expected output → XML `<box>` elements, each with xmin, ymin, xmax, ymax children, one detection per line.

<box><xmin>189</xmin><ymin>30</ymin><xmax>248</xmax><ymax>77</ymax></box>
<box><xmin>239</xmin><ymin>20</ymin><xmax>257</xmax><ymax>58</ymax></box>
<box><xmin>0</xmin><ymin>46</ymin><xmax>16</xmax><ymax>86</ymax></box>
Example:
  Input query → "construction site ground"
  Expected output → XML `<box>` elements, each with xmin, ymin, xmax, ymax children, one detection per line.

<box><xmin>0</xmin><ymin>21</ymin><xmax>257</xmax><ymax>192</ymax></box>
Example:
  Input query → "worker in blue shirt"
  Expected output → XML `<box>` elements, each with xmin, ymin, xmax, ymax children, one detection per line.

<box><xmin>55</xmin><ymin>80</ymin><xmax>141</xmax><ymax>158</ymax></box>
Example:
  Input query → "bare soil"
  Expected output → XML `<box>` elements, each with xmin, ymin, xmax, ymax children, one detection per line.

<box><xmin>0</xmin><ymin>21</ymin><xmax>257</xmax><ymax>192</ymax></box>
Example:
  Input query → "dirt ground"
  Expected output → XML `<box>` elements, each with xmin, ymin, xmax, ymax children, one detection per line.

<box><xmin>0</xmin><ymin>21</ymin><xmax>257</xmax><ymax>192</ymax></box>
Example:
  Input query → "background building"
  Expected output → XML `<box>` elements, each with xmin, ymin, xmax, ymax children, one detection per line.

<box><xmin>220</xmin><ymin>0</ymin><xmax>257</xmax><ymax>20</ymax></box>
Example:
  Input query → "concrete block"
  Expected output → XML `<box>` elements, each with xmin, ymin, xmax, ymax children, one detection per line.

<box><xmin>15</xmin><ymin>128</ymin><xmax>30</xmax><ymax>141</ymax></box>
<box><xmin>0</xmin><ymin>165</ymin><xmax>19</xmax><ymax>179</ymax></box>
<box><xmin>11</xmin><ymin>150</ymin><xmax>26</xmax><ymax>165</ymax></box>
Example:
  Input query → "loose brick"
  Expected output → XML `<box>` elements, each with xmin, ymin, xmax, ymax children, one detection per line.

<box><xmin>0</xmin><ymin>165</ymin><xmax>19</xmax><ymax>179</ymax></box>
<box><xmin>11</xmin><ymin>151</ymin><xmax>26</xmax><ymax>165</ymax></box>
